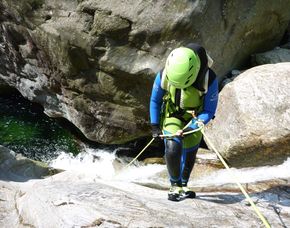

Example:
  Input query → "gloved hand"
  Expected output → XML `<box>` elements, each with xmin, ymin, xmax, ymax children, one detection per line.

<box><xmin>151</xmin><ymin>124</ymin><xmax>162</xmax><ymax>138</ymax></box>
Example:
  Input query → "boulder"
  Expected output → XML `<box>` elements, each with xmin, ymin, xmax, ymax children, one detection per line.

<box><xmin>0</xmin><ymin>145</ymin><xmax>56</xmax><ymax>181</ymax></box>
<box><xmin>205</xmin><ymin>63</ymin><xmax>290</xmax><ymax>167</ymax></box>
<box><xmin>1</xmin><ymin>0</ymin><xmax>290</xmax><ymax>143</ymax></box>
<box><xmin>252</xmin><ymin>47</ymin><xmax>290</xmax><ymax>65</ymax></box>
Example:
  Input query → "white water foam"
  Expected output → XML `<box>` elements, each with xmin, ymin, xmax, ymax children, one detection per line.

<box><xmin>193</xmin><ymin>158</ymin><xmax>290</xmax><ymax>186</ymax></box>
<box><xmin>49</xmin><ymin>147</ymin><xmax>165</xmax><ymax>182</ymax></box>
<box><xmin>49</xmin><ymin>147</ymin><xmax>290</xmax><ymax>187</ymax></box>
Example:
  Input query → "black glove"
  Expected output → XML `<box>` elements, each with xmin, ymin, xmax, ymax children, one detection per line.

<box><xmin>151</xmin><ymin>124</ymin><xmax>162</xmax><ymax>138</ymax></box>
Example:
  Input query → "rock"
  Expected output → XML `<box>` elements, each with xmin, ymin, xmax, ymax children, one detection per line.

<box><xmin>205</xmin><ymin>63</ymin><xmax>290</xmax><ymax>167</ymax></box>
<box><xmin>0</xmin><ymin>145</ymin><xmax>58</xmax><ymax>181</ymax></box>
<box><xmin>10</xmin><ymin>171</ymin><xmax>290</xmax><ymax>227</ymax></box>
<box><xmin>252</xmin><ymin>47</ymin><xmax>290</xmax><ymax>65</ymax></box>
<box><xmin>0</xmin><ymin>146</ymin><xmax>289</xmax><ymax>227</ymax></box>
<box><xmin>143</xmin><ymin>157</ymin><xmax>165</xmax><ymax>165</ymax></box>
<box><xmin>0</xmin><ymin>181</ymin><xmax>19</xmax><ymax>228</ymax></box>
<box><xmin>1</xmin><ymin>0</ymin><xmax>290</xmax><ymax>144</ymax></box>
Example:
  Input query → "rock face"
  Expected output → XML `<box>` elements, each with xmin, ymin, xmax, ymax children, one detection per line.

<box><xmin>205</xmin><ymin>63</ymin><xmax>290</xmax><ymax>167</ymax></box>
<box><xmin>1</xmin><ymin>146</ymin><xmax>290</xmax><ymax>227</ymax></box>
<box><xmin>0</xmin><ymin>145</ymin><xmax>54</xmax><ymax>181</ymax></box>
<box><xmin>15</xmin><ymin>173</ymin><xmax>290</xmax><ymax>228</ymax></box>
<box><xmin>1</xmin><ymin>0</ymin><xmax>290</xmax><ymax>144</ymax></box>
<box><xmin>252</xmin><ymin>47</ymin><xmax>290</xmax><ymax>65</ymax></box>
<box><xmin>2</xmin><ymin>164</ymin><xmax>290</xmax><ymax>227</ymax></box>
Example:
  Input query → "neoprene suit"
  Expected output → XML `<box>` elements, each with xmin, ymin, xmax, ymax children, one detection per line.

<box><xmin>149</xmin><ymin>44</ymin><xmax>218</xmax><ymax>186</ymax></box>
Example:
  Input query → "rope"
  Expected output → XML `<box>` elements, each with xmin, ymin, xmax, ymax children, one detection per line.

<box><xmin>159</xmin><ymin>126</ymin><xmax>202</xmax><ymax>138</ymax></box>
<box><xmin>201</xmin><ymin>128</ymin><xmax>271</xmax><ymax>228</ymax></box>
<box><xmin>122</xmin><ymin>118</ymin><xmax>271</xmax><ymax>227</ymax></box>
<box><xmin>124</xmin><ymin>138</ymin><xmax>155</xmax><ymax>169</ymax></box>
<box><xmin>159</xmin><ymin>118</ymin><xmax>203</xmax><ymax>138</ymax></box>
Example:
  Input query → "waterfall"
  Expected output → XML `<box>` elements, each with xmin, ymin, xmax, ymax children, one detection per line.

<box><xmin>49</xmin><ymin>146</ymin><xmax>290</xmax><ymax>188</ymax></box>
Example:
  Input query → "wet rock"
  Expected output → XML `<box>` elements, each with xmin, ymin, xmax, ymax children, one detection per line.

<box><xmin>205</xmin><ymin>63</ymin><xmax>290</xmax><ymax>167</ymax></box>
<box><xmin>0</xmin><ymin>145</ymin><xmax>58</xmax><ymax>181</ymax></box>
<box><xmin>0</xmin><ymin>146</ymin><xmax>289</xmax><ymax>227</ymax></box>
<box><xmin>13</xmin><ymin>171</ymin><xmax>290</xmax><ymax>228</ymax></box>
<box><xmin>143</xmin><ymin>157</ymin><xmax>165</xmax><ymax>165</ymax></box>
<box><xmin>252</xmin><ymin>47</ymin><xmax>290</xmax><ymax>65</ymax></box>
<box><xmin>1</xmin><ymin>0</ymin><xmax>290</xmax><ymax>144</ymax></box>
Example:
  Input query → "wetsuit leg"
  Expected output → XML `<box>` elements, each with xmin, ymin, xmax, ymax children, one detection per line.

<box><xmin>181</xmin><ymin>147</ymin><xmax>198</xmax><ymax>186</ymax></box>
<box><xmin>164</xmin><ymin>138</ymin><xmax>182</xmax><ymax>186</ymax></box>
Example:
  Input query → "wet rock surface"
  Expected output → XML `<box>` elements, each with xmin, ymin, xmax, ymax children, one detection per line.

<box><xmin>205</xmin><ymin>63</ymin><xmax>290</xmax><ymax>167</ymax></box>
<box><xmin>0</xmin><ymin>146</ymin><xmax>289</xmax><ymax>227</ymax></box>
<box><xmin>1</xmin><ymin>170</ymin><xmax>289</xmax><ymax>227</ymax></box>
<box><xmin>1</xmin><ymin>0</ymin><xmax>290</xmax><ymax>144</ymax></box>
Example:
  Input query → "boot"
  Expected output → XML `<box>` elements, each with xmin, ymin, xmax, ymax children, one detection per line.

<box><xmin>168</xmin><ymin>184</ymin><xmax>183</xmax><ymax>201</ymax></box>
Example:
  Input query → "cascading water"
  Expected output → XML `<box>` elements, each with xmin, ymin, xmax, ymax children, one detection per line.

<box><xmin>49</xmin><ymin>147</ymin><xmax>167</xmax><ymax>186</ymax></box>
<box><xmin>48</xmin><ymin>146</ymin><xmax>290</xmax><ymax>189</ymax></box>
<box><xmin>1</xmin><ymin>92</ymin><xmax>290</xmax><ymax>190</ymax></box>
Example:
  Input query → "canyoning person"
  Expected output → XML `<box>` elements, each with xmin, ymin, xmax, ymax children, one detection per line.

<box><xmin>149</xmin><ymin>43</ymin><xmax>219</xmax><ymax>201</ymax></box>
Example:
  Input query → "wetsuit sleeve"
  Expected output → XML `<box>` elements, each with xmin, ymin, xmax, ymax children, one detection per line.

<box><xmin>197</xmin><ymin>73</ymin><xmax>218</xmax><ymax>124</ymax></box>
<box><xmin>150</xmin><ymin>72</ymin><xmax>165</xmax><ymax>125</ymax></box>
<box><xmin>187</xmin><ymin>71</ymin><xmax>218</xmax><ymax>129</ymax></box>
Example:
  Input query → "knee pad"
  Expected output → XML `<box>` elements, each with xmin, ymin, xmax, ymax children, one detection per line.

<box><xmin>165</xmin><ymin>139</ymin><xmax>182</xmax><ymax>184</ymax></box>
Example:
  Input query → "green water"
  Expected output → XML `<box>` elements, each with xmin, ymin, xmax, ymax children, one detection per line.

<box><xmin>0</xmin><ymin>92</ymin><xmax>80</xmax><ymax>161</ymax></box>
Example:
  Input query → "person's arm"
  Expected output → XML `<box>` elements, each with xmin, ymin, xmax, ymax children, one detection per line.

<box><xmin>197</xmin><ymin>74</ymin><xmax>218</xmax><ymax>124</ymax></box>
<box><xmin>186</xmin><ymin>71</ymin><xmax>219</xmax><ymax>130</ymax></box>
<box><xmin>150</xmin><ymin>72</ymin><xmax>165</xmax><ymax>125</ymax></box>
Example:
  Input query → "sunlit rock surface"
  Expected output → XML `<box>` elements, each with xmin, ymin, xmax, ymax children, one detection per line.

<box><xmin>205</xmin><ymin>63</ymin><xmax>290</xmax><ymax>167</ymax></box>
<box><xmin>1</xmin><ymin>0</ymin><xmax>290</xmax><ymax>143</ymax></box>
<box><xmin>0</xmin><ymin>146</ymin><xmax>290</xmax><ymax>227</ymax></box>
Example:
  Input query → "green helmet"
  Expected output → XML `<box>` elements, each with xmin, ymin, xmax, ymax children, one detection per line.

<box><xmin>165</xmin><ymin>47</ymin><xmax>200</xmax><ymax>89</ymax></box>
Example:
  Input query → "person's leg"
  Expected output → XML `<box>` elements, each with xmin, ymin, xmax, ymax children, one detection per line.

<box><xmin>165</xmin><ymin>137</ymin><xmax>182</xmax><ymax>186</ymax></box>
<box><xmin>164</xmin><ymin>137</ymin><xmax>183</xmax><ymax>201</ymax></box>
<box><xmin>162</xmin><ymin>117</ymin><xmax>185</xmax><ymax>201</ymax></box>
<box><xmin>179</xmin><ymin>146</ymin><xmax>199</xmax><ymax>198</ymax></box>
<box><xmin>180</xmin><ymin>131</ymin><xmax>202</xmax><ymax>198</ymax></box>
<box><xmin>181</xmin><ymin>146</ymin><xmax>199</xmax><ymax>187</ymax></box>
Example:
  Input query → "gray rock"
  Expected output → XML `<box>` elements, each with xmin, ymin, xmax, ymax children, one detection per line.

<box><xmin>0</xmin><ymin>145</ymin><xmax>56</xmax><ymax>181</ymax></box>
<box><xmin>252</xmin><ymin>47</ymin><xmax>290</xmax><ymax>65</ymax></box>
<box><xmin>12</xmin><ymin>171</ymin><xmax>290</xmax><ymax>228</ymax></box>
<box><xmin>1</xmin><ymin>0</ymin><xmax>290</xmax><ymax>143</ymax></box>
<box><xmin>0</xmin><ymin>146</ymin><xmax>289</xmax><ymax>227</ymax></box>
<box><xmin>205</xmin><ymin>63</ymin><xmax>290</xmax><ymax>167</ymax></box>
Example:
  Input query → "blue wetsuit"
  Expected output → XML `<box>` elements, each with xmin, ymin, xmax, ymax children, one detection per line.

<box><xmin>149</xmin><ymin>69</ymin><xmax>218</xmax><ymax>186</ymax></box>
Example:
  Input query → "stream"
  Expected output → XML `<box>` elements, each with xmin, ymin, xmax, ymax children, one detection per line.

<box><xmin>1</xmin><ymin>91</ymin><xmax>290</xmax><ymax>189</ymax></box>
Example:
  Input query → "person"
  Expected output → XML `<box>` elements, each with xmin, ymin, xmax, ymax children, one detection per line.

<box><xmin>149</xmin><ymin>43</ymin><xmax>218</xmax><ymax>201</ymax></box>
